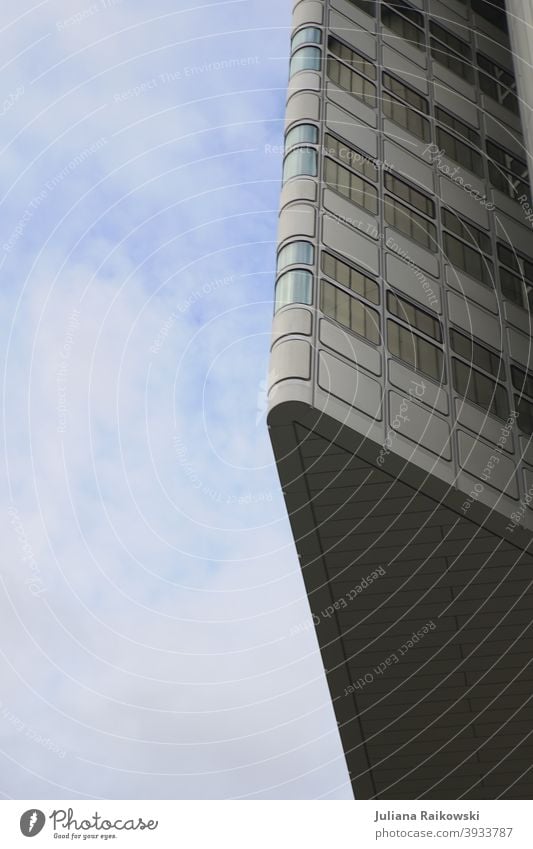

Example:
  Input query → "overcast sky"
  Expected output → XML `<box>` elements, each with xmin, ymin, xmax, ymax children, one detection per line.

<box><xmin>0</xmin><ymin>0</ymin><xmax>352</xmax><ymax>799</ymax></box>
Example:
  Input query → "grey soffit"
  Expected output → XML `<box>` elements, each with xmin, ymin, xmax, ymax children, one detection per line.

<box><xmin>269</xmin><ymin>410</ymin><xmax>533</xmax><ymax>800</ymax></box>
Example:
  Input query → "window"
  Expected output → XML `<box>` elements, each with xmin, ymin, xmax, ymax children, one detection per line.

<box><xmin>382</xmin><ymin>73</ymin><xmax>430</xmax><ymax>142</ymax></box>
<box><xmin>450</xmin><ymin>328</ymin><xmax>503</xmax><ymax>378</ymax></box>
<box><xmin>385</xmin><ymin>172</ymin><xmax>435</xmax><ymax>217</ymax></box>
<box><xmin>472</xmin><ymin>0</ymin><xmax>508</xmax><ymax>32</ymax></box>
<box><xmin>478</xmin><ymin>53</ymin><xmax>519</xmax><ymax>114</ymax></box>
<box><xmin>324</xmin><ymin>157</ymin><xmax>378</xmax><ymax>215</ymax></box>
<box><xmin>321</xmin><ymin>280</ymin><xmax>381</xmax><ymax>344</ymax></box>
<box><xmin>511</xmin><ymin>365</ymin><xmax>533</xmax><ymax>398</ymax></box>
<box><xmin>323</xmin><ymin>133</ymin><xmax>378</xmax><ymax>181</ymax></box>
<box><xmin>290</xmin><ymin>46</ymin><xmax>321</xmax><ymax>76</ymax></box>
<box><xmin>292</xmin><ymin>27</ymin><xmax>322</xmax><ymax>49</ymax></box>
<box><xmin>429</xmin><ymin>20</ymin><xmax>474</xmax><ymax>82</ymax></box>
<box><xmin>275</xmin><ymin>270</ymin><xmax>313</xmax><ymax>311</ymax></box>
<box><xmin>515</xmin><ymin>396</ymin><xmax>533</xmax><ymax>435</ymax></box>
<box><xmin>384</xmin><ymin>196</ymin><xmax>437</xmax><ymax>251</ymax></box>
<box><xmin>328</xmin><ymin>36</ymin><xmax>376</xmax><ymax>80</ymax></box>
<box><xmin>277</xmin><ymin>241</ymin><xmax>314</xmax><ymax>273</ymax></box>
<box><xmin>498</xmin><ymin>244</ymin><xmax>533</xmax><ymax>284</ymax></box>
<box><xmin>285</xmin><ymin>124</ymin><xmax>318</xmax><ymax>150</ymax></box>
<box><xmin>436</xmin><ymin>126</ymin><xmax>483</xmax><ymax>176</ymax></box>
<box><xmin>387</xmin><ymin>291</ymin><xmax>442</xmax><ymax>341</ymax></box>
<box><xmin>435</xmin><ymin>107</ymin><xmax>480</xmax><ymax>145</ymax></box>
<box><xmin>327</xmin><ymin>57</ymin><xmax>377</xmax><ymax>107</ymax></box>
<box><xmin>381</xmin><ymin>3</ymin><xmax>425</xmax><ymax>49</ymax></box>
<box><xmin>386</xmin><ymin>0</ymin><xmax>424</xmax><ymax>27</ymax></box>
<box><xmin>500</xmin><ymin>266</ymin><xmax>524</xmax><ymax>307</ymax></box>
<box><xmin>346</xmin><ymin>0</ymin><xmax>376</xmax><ymax>16</ymax></box>
<box><xmin>321</xmin><ymin>251</ymin><xmax>380</xmax><ymax>304</ymax></box>
<box><xmin>387</xmin><ymin>319</ymin><xmax>445</xmax><ymax>382</ymax></box>
<box><xmin>443</xmin><ymin>233</ymin><xmax>494</xmax><ymax>287</ymax></box>
<box><xmin>453</xmin><ymin>358</ymin><xmax>509</xmax><ymax>419</ymax></box>
<box><xmin>498</xmin><ymin>244</ymin><xmax>533</xmax><ymax>310</ymax></box>
<box><xmin>486</xmin><ymin>140</ymin><xmax>530</xmax><ymax>203</ymax></box>
<box><xmin>442</xmin><ymin>209</ymin><xmax>491</xmax><ymax>254</ymax></box>
<box><xmin>283</xmin><ymin>147</ymin><xmax>317</xmax><ymax>181</ymax></box>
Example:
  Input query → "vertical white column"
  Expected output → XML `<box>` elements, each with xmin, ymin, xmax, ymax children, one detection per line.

<box><xmin>506</xmin><ymin>0</ymin><xmax>533</xmax><ymax>190</ymax></box>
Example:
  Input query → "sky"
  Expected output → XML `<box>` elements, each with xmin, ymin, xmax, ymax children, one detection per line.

<box><xmin>0</xmin><ymin>0</ymin><xmax>352</xmax><ymax>799</ymax></box>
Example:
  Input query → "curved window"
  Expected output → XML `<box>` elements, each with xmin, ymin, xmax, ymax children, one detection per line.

<box><xmin>289</xmin><ymin>46</ymin><xmax>321</xmax><ymax>76</ymax></box>
<box><xmin>277</xmin><ymin>241</ymin><xmax>314</xmax><ymax>273</ymax></box>
<box><xmin>283</xmin><ymin>146</ymin><xmax>317</xmax><ymax>182</ymax></box>
<box><xmin>275</xmin><ymin>270</ymin><xmax>313</xmax><ymax>311</ymax></box>
<box><xmin>285</xmin><ymin>124</ymin><xmax>318</xmax><ymax>151</ymax></box>
<box><xmin>292</xmin><ymin>27</ymin><xmax>322</xmax><ymax>49</ymax></box>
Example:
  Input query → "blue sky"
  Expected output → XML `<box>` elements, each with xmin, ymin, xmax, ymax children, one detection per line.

<box><xmin>0</xmin><ymin>0</ymin><xmax>352</xmax><ymax>798</ymax></box>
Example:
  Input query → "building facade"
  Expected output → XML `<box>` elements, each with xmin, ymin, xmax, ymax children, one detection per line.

<box><xmin>268</xmin><ymin>0</ymin><xmax>533</xmax><ymax>798</ymax></box>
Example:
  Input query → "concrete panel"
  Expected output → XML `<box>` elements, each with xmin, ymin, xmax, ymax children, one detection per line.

<box><xmin>319</xmin><ymin>317</ymin><xmax>382</xmax><ymax>376</ymax></box>
<box><xmin>330</xmin><ymin>0</ymin><xmax>376</xmax><ymax>32</ymax></box>
<box><xmin>322</xmin><ymin>188</ymin><xmax>379</xmax><ymax>240</ymax></box>
<box><xmin>389</xmin><ymin>359</ymin><xmax>449</xmax><ymax>415</ymax></box>
<box><xmin>287</xmin><ymin>71</ymin><xmax>321</xmax><ymax>98</ymax></box>
<box><xmin>429</xmin><ymin>0</ymin><xmax>470</xmax><ymax>35</ymax></box>
<box><xmin>508</xmin><ymin>327</ymin><xmax>533</xmax><ymax>371</ymax></box>
<box><xmin>455</xmin><ymin>399</ymin><xmax>515</xmax><ymax>454</ymax></box>
<box><xmin>389</xmin><ymin>391</ymin><xmax>452</xmax><ymax>459</ymax></box>
<box><xmin>439</xmin><ymin>177</ymin><xmax>490</xmax><ymax>229</ymax></box>
<box><xmin>447</xmin><ymin>291</ymin><xmax>502</xmax><ymax>349</ymax></box>
<box><xmin>385</xmin><ymin>252</ymin><xmax>441</xmax><ymax>313</ymax></box>
<box><xmin>495</xmin><ymin>213</ymin><xmax>533</xmax><ymax>258</ymax></box>
<box><xmin>270</xmin><ymin>338</ymin><xmax>311</xmax><ymax>384</ymax></box>
<box><xmin>293</xmin><ymin>0</ymin><xmax>323</xmax><ymax>26</ymax></box>
<box><xmin>272</xmin><ymin>307</ymin><xmax>312</xmax><ymax>345</ymax></box>
<box><xmin>280</xmin><ymin>178</ymin><xmax>316</xmax><ymax>209</ymax></box>
<box><xmin>433</xmin><ymin>63</ymin><xmax>476</xmax><ymax>103</ymax></box>
<box><xmin>457</xmin><ymin>430</ymin><xmax>519</xmax><ymax>498</ymax></box>
<box><xmin>318</xmin><ymin>349</ymin><xmax>383</xmax><ymax>419</ymax></box>
<box><xmin>383</xmin><ymin>118</ymin><xmax>429</xmax><ymax>159</ymax></box>
<box><xmin>382</xmin><ymin>31</ymin><xmax>427</xmax><ymax>68</ymax></box>
<box><xmin>434</xmin><ymin>84</ymin><xmax>480</xmax><ymax>127</ymax></box>
<box><xmin>325</xmin><ymin>102</ymin><xmax>378</xmax><ymax>157</ymax></box>
<box><xmin>330</xmin><ymin>10</ymin><xmax>377</xmax><ymax>58</ymax></box>
<box><xmin>381</xmin><ymin>45</ymin><xmax>429</xmax><ymax>93</ymax></box>
<box><xmin>385</xmin><ymin>229</ymin><xmax>440</xmax><ymax>278</ymax></box>
<box><xmin>278</xmin><ymin>203</ymin><xmax>316</xmax><ymax>243</ymax></box>
<box><xmin>323</xmin><ymin>213</ymin><xmax>379</xmax><ymax>275</ymax></box>
<box><xmin>326</xmin><ymin>83</ymin><xmax>377</xmax><ymax>128</ymax></box>
<box><xmin>503</xmin><ymin>300</ymin><xmax>532</xmax><ymax>335</ymax></box>
<box><xmin>444</xmin><ymin>264</ymin><xmax>498</xmax><ymax>314</ymax></box>
<box><xmin>384</xmin><ymin>141</ymin><xmax>434</xmax><ymax>193</ymax></box>
<box><xmin>285</xmin><ymin>91</ymin><xmax>320</xmax><ymax>128</ymax></box>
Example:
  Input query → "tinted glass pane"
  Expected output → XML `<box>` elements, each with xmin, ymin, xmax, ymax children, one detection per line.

<box><xmin>277</xmin><ymin>241</ymin><xmax>314</xmax><ymax>273</ymax></box>
<box><xmin>275</xmin><ymin>270</ymin><xmax>313</xmax><ymax>311</ymax></box>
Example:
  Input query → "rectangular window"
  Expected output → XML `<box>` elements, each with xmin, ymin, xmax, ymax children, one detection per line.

<box><xmin>385</xmin><ymin>196</ymin><xmax>437</xmax><ymax>251</ymax></box>
<box><xmin>384</xmin><ymin>172</ymin><xmax>435</xmax><ymax>217</ymax></box>
<box><xmin>387</xmin><ymin>291</ymin><xmax>442</xmax><ymax>341</ymax></box>
<box><xmin>321</xmin><ymin>251</ymin><xmax>380</xmax><ymax>304</ymax></box>
<box><xmin>321</xmin><ymin>279</ymin><xmax>381</xmax><ymax>344</ymax></box>
<box><xmin>429</xmin><ymin>22</ymin><xmax>473</xmax><ymax>82</ymax></box>
<box><xmin>323</xmin><ymin>133</ymin><xmax>378</xmax><ymax>182</ymax></box>
<box><xmin>382</xmin><ymin>92</ymin><xmax>431</xmax><ymax>142</ymax></box>
<box><xmin>387</xmin><ymin>319</ymin><xmax>445</xmax><ymax>382</ymax></box>
<box><xmin>450</xmin><ymin>328</ymin><xmax>502</xmax><ymax>378</ymax></box>
<box><xmin>486</xmin><ymin>140</ymin><xmax>530</xmax><ymax>203</ymax></box>
<box><xmin>515</xmin><ymin>396</ymin><xmax>533</xmax><ymax>435</ymax></box>
<box><xmin>453</xmin><ymin>358</ymin><xmax>509</xmax><ymax>419</ymax></box>
<box><xmin>442</xmin><ymin>209</ymin><xmax>491</xmax><ymax>254</ymax></box>
<box><xmin>435</xmin><ymin>107</ymin><xmax>480</xmax><ymax>145</ymax></box>
<box><xmin>436</xmin><ymin>126</ymin><xmax>483</xmax><ymax>176</ymax></box>
<box><xmin>345</xmin><ymin>0</ymin><xmax>376</xmax><ymax>17</ymax></box>
<box><xmin>328</xmin><ymin>36</ymin><xmax>376</xmax><ymax>80</ymax></box>
<box><xmin>381</xmin><ymin>4</ymin><xmax>425</xmax><ymax>49</ymax></box>
<box><xmin>511</xmin><ymin>365</ymin><xmax>533</xmax><ymax>398</ymax></box>
<box><xmin>327</xmin><ymin>57</ymin><xmax>377</xmax><ymax>108</ymax></box>
<box><xmin>383</xmin><ymin>72</ymin><xmax>429</xmax><ymax>113</ymax></box>
<box><xmin>478</xmin><ymin>53</ymin><xmax>519</xmax><ymax>114</ymax></box>
<box><xmin>324</xmin><ymin>157</ymin><xmax>378</xmax><ymax>215</ymax></box>
<box><xmin>498</xmin><ymin>243</ymin><xmax>533</xmax><ymax>285</ymax></box>
<box><xmin>443</xmin><ymin>233</ymin><xmax>494</xmax><ymax>287</ymax></box>
<box><xmin>500</xmin><ymin>267</ymin><xmax>525</xmax><ymax>307</ymax></box>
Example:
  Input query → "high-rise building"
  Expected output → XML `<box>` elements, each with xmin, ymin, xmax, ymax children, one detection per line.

<box><xmin>268</xmin><ymin>0</ymin><xmax>533</xmax><ymax>799</ymax></box>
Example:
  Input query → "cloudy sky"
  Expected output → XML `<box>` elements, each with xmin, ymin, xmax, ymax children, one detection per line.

<box><xmin>0</xmin><ymin>0</ymin><xmax>352</xmax><ymax>799</ymax></box>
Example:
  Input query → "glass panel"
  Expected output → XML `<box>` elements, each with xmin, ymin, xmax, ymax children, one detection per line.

<box><xmin>387</xmin><ymin>319</ymin><xmax>444</xmax><ymax>381</ymax></box>
<box><xmin>277</xmin><ymin>241</ymin><xmax>314</xmax><ymax>273</ymax></box>
<box><xmin>384</xmin><ymin>196</ymin><xmax>436</xmax><ymax>251</ymax></box>
<box><xmin>283</xmin><ymin>147</ymin><xmax>317</xmax><ymax>181</ymax></box>
<box><xmin>285</xmin><ymin>124</ymin><xmax>318</xmax><ymax>150</ymax></box>
<box><xmin>450</xmin><ymin>329</ymin><xmax>502</xmax><ymax>378</ymax></box>
<box><xmin>292</xmin><ymin>27</ymin><xmax>322</xmax><ymax>49</ymax></box>
<box><xmin>512</xmin><ymin>365</ymin><xmax>533</xmax><ymax>398</ymax></box>
<box><xmin>324</xmin><ymin>157</ymin><xmax>378</xmax><ymax>214</ymax></box>
<box><xmin>320</xmin><ymin>280</ymin><xmax>381</xmax><ymax>343</ymax></box>
<box><xmin>444</xmin><ymin>233</ymin><xmax>494</xmax><ymax>286</ymax></box>
<box><xmin>387</xmin><ymin>291</ymin><xmax>442</xmax><ymax>341</ymax></box>
<box><xmin>453</xmin><ymin>359</ymin><xmax>509</xmax><ymax>419</ymax></box>
<box><xmin>275</xmin><ymin>270</ymin><xmax>313</xmax><ymax>311</ymax></box>
<box><xmin>323</xmin><ymin>133</ymin><xmax>378</xmax><ymax>181</ymax></box>
<box><xmin>328</xmin><ymin>36</ymin><xmax>376</xmax><ymax>80</ymax></box>
<box><xmin>321</xmin><ymin>251</ymin><xmax>380</xmax><ymax>304</ymax></box>
<box><xmin>290</xmin><ymin>46</ymin><xmax>321</xmax><ymax>76</ymax></box>
<box><xmin>516</xmin><ymin>396</ymin><xmax>533</xmax><ymax>435</ymax></box>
